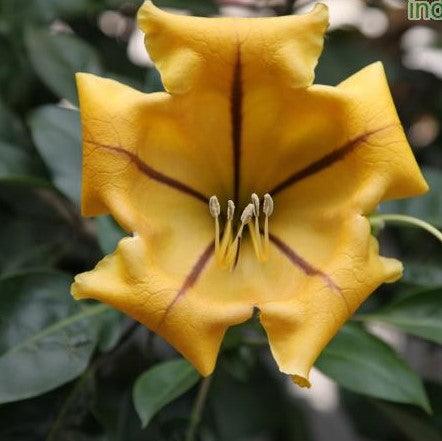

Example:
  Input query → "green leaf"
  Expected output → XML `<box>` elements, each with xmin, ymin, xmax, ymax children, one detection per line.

<box><xmin>1</xmin><ymin>0</ymin><xmax>92</xmax><ymax>25</ymax></box>
<box><xmin>402</xmin><ymin>262</ymin><xmax>442</xmax><ymax>287</ymax></box>
<box><xmin>0</xmin><ymin>225</ymin><xmax>59</xmax><ymax>276</ymax></box>
<box><xmin>0</xmin><ymin>99</ymin><xmax>27</xmax><ymax>146</ymax></box>
<box><xmin>33</xmin><ymin>0</ymin><xmax>92</xmax><ymax>20</ymax></box>
<box><xmin>376</xmin><ymin>402</ymin><xmax>442</xmax><ymax>441</ymax></box>
<box><xmin>0</xmin><ymin>141</ymin><xmax>47</xmax><ymax>185</ymax></box>
<box><xmin>144</xmin><ymin>68</ymin><xmax>164</xmax><ymax>93</ymax></box>
<box><xmin>316</xmin><ymin>324</ymin><xmax>431</xmax><ymax>412</ymax></box>
<box><xmin>29</xmin><ymin>105</ymin><xmax>81</xmax><ymax>203</ymax></box>
<box><xmin>133</xmin><ymin>359</ymin><xmax>200</xmax><ymax>428</ymax></box>
<box><xmin>0</xmin><ymin>384</ymin><xmax>71</xmax><ymax>440</ymax></box>
<box><xmin>0</xmin><ymin>188</ymin><xmax>82</xmax><ymax>277</ymax></box>
<box><xmin>0</xmin><ymin>271</ymin><xmax>110</xmax><ymax>404</ymax></box>
<box><xmin>0</xmin><ymin>100</ymin><xmax>47</xmax><ymax>186</ymax></box>
<box><xmin>381</xmin><ymin>167</ymin><xmax>442</xmax><ymax>228</ymax></box>
<box><xmin>359</xmin><ymin>288</ymin><xmax>442</xmax><ymax>344</ymax></box>
<box><xmin>212</xmin><ymin>362</ymin><xmax>313</xmax><ymax>441</ymax></box>
<box><xmin>24</xmin><ymin>27</ymin><xmax>102</xmax><ymax>104</ymax></box>
<box><xmin>96</xmin><ymin>216</ymin><xmax>126</xmax><ymax>255</ymax></box>
<box><xmin>95</xmin><ymin>309</ymin><xmax>125</xmax><ymax>353</ymax></box>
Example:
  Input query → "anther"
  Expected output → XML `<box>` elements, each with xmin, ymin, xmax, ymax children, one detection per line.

<box><xmin>263</xmin><ymin>194</ymin><xmax>273</xmax><ymax>217</ymax></box>
<box><xmin>240</xmin><ymin>203</ymin><xmax>254</xmax><ymax>226</ymax></box>
<box><xmin>209</xmin><ymin>195</ymin><xmax>220</xmax><ymax>217</ymax></box>
<box><xmin>227</xmin><ymin>200</ymin><xmax>235</xmax><ymax>220</ymax></box>
<box><xmin>209</xmin><ymin>195</ymin><xmax>221</xmax><ymax>257</ymax></box>
<box><xmin>251</xmin><ymin>193</ymin><xmax>260</xmax><ymax>217</ymax></box>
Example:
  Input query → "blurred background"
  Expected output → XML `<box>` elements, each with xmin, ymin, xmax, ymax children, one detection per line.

<box><xmin>0</xmin><ymin>0</ymin><xmax>441</xmax><ymax>440</ymax></box>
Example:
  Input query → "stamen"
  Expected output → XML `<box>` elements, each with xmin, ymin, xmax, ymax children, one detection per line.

<box><xmin>208</xmin><ymin>195</ymin><xmax>274</xmax><ymax>270</ymax></box>
<box><xmin>228</xmin><ymin>203</ymin><xmax>254</xmax><ymax>271</ymax></box>
<box><xmin>263</xmin><ymin>193</ymin><xmax>274</xmax><ymax>259</ymax></box>
<box><xmin>250</xmin><ymin>193</ymin><xmax>263</xmax><ymax>260</ymax></box>
<box><xmin>248</xmin><ymin>222</ymin><xmax>262</xmax><ymax>261</ymax></box>
<box><xmin>251</xmin><ymin>193</ymin><xmax>260</xmax><ymax>215</ymax></box>
<box><xmin>240</xmin><ymin>203</ymin><xmax>254</xmax><ymax>227</ymax></box>
<box><xmin>263</xmin><ymin>193</ymin><xmax>274</xmax><ymax>217</ymax></box>
<box><xmin>209</xmin><ymin>195</ymin><xmax>221</xmax><ymax>217</ymax></box>
<box><xmin>219</xmin><ymin>200</ymin><xmax>235</xmax><ymax>265</ymax></box>
<box><xmin>227</xmin><ymin>200</ymin><xmax>235</xmax><ymax>220</ymax></box>
<box><xmin>209</xmin><ymin>196</ymin><xmax>221</xmax><ymax>257</ymax></box>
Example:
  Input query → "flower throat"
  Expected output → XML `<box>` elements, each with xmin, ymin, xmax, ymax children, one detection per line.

<box><xmin>209</xmin><ymin>193</ymin><xmax>274</xmax><ymax>271</ymax></box>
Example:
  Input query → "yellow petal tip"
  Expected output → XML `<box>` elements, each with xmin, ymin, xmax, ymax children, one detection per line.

<box><xmin>306</xmin><ymin>2</ymin><xmax>329</xmax><ymax>30</ymax></box>
<box><xmin>137</xmin><ymin>0</ymin><xmax>164</xmax><ymax>33</ymax></box>
<box><xmin>312</xmin><ymin>2</ymin><xmax>329</xmax><ymax>16</ymax></box>
<box><xmin>70</xmin><ymin>280</ymin><xmax>81</xmax><ymax>300</ymax></box>
<box><xmin>292</xmin><ymin>374</ymin><xmax>311</xmax><ymax>388</ymax></box>
<box><xmin>381</xmin><ymin>257</ymin><xmax>404</xmax><ymax>284</ymax></box>
<box><xmin>70</xmin><ymin>273</ymin><xmax>93</xmax><ymax>300</ymax></box>
<box><xmin>416</xmin><ymin>176</ymin><xmax>430</xmax><ymax>196</ymax></box>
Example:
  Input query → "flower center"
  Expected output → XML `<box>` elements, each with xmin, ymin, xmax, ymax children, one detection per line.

<box><xmin>209</xmin><ymin>193</ymin><xmax>274</xmax><ymax>271</ymax></box>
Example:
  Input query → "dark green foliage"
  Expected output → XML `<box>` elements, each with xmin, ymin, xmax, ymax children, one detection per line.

<box><xmin>359</xmin><ymin>287</ymin><xmax>442</xmax><ymax>344</ymax></box>
<box><xmin>0</xmin><ymin>0</ymin><xmax>441</xmax><ymax>440</ymax></box>
<box><xmin>133</xmin><ymin>359</ymin><xmax>200</xmax><ymax>428</ymax></box>
<box><xmin>317</xmin><ymin>324</ymin><xmax>430</xmax><ymax>412</ymax></box>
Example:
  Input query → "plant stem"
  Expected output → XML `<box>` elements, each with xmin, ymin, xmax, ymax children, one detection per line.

<box><xmin>185</xmin><ymin>375</ymin><xmax>213</xmax><ymax>441</ymax></box>
<box><xmin>369</xmin><ymin>214</ymin><xmax>442</xmax><ymax>243</ymax></box>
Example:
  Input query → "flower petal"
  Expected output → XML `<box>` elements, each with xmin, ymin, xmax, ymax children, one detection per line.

<box><xmin>137</xmin><ymin>1</ymin><xmax>328</xmax><ymax>94</ymax></box>
<box><xmin>136</xmin><ymin>1</ymin><xmax>328</xmax><ymax>204</ymax></box>
<box><xmin>265</xmin><ymin>62</ymin><xmax>428</xmax><ymax>209</ymax></box>
<box><xmin>72</xmin><ymin>235</ymin><xmax>252</xmax><ymax>375</ymax></box>
<box><xmin>260</xmin><ymin>215</ymin><xmax>402</xmax><ymax>387</ymax></box>
<box><xmin>256</xmin><ymin>63</ymin><xmax>428</xmax><ymax>385</ymax></box>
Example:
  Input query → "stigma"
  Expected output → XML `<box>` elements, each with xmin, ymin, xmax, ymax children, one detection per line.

<box><xmin>209</xmin><ymin>194</ymin><xmax>274</xmax><ymax>271</ymax></box>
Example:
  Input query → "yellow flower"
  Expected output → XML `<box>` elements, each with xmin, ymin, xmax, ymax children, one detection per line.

<box><xmin>71</xmin><ymin>1</ymin><xmax>428</xmax><ymax>387</ymax></box>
